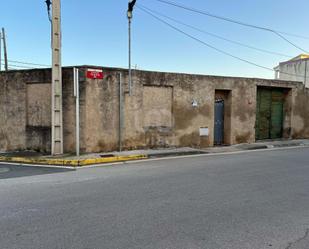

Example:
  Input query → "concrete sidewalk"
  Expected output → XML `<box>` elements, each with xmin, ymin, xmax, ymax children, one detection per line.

<box><xmin>1</xmin><ymin>139</ymin><xmax>309</xmax><ymax>167</ymax></box>
<box><xmin>100</xmin><ymin>139</ymin><xmax>309</xmax><ymax>158</ymax></box>
<box><xmin>202</xmin><ymin>139</ymin><xmax>309</xmax><ymax>154</ymax></box>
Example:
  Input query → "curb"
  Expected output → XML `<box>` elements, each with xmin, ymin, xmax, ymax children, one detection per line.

<box><xmin>1</xmin><ymin>143</ymin><xmax>308</xmax><ymax>168</ymax></box>
<box><xmin>244</xmin><ymin>145</ymin><xmax>268</xmax><ymax>150</ymax></box>
<box><xmin>148</xmin><ymin>151</ymin><xmax>208</xmax><ymax>158</ymax></box>
<box><xmin>0</xmin><ymin>155</ymin><xmax>148</xmax><ymax>167</ymax></box>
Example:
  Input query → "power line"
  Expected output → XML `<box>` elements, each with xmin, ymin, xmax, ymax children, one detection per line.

<box><xmin>7</xmin><ymin>64</ymin><xmax>37</xmax><ymax>69</ymax></box>
<box><xmin>1</xmin><ymin>59</ymin><xmax>50</xmax><ymax>67</ymax></box>
<box><xmin>139</xmin><ymin>4</ymin><xmax>292</xmax><ymax>58</ymax></box>
<box><xmin>137</xmin><ymin>6</ymin><xmax>309</xmax><ymax>80</ymax></box>
<box><xmin>2</xmin><ymin>59</ymin><xmax>50</xmax><ymax>67</ymax></box>
<box><xmin>154</xmin><ymin>0</ymin><xmax>309</xmax><ymax>40</ymax></box>
<box><xmin>153</xmin><ymin>0</ymin><xmax>309</xmax><ymax>53</ymax></box>
<box><xmin>11</xmin><ymin>60</ymin><xmax>49</xmax><ymax>67</ymax></box>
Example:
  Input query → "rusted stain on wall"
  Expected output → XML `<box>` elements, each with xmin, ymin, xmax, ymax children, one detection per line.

<box><xmin>235</xmin><ymin>132</ymin><xmax>252</xmax><ymax>144</ymax></box>
<box><xmin>179</xmin><ymin>132</ymin><xmax>200</xmax><ymax>148</ymax></box>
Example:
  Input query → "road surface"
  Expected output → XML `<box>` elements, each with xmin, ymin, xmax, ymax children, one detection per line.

<box><xmin>0</xmin><ymin>147</ymin><xmax>309</xmax><ymax>249</ymax></box>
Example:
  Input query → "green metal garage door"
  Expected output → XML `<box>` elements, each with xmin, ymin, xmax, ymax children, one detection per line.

<box><xmin>256</xmin><ymin>88</ymin><xmax>284</xmax><ymax>140</ymax></box>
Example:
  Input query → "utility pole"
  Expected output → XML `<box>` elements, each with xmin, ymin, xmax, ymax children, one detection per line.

<box><xmin>305</xmin><ymin>60</ymin><xmax>308</xmax><ymax>87</ymax></box>
<box><xmin>127</xmin><ymin>0</ymin><xmax>136</xmax><ymax>96</ymax></box>
<box><xmin>46</xmin><ymin>0</ymin><xmax>63</xmax><ymax>155</ymax></box>
<box><xmin>2</xmin><ymin>28</ymin><xmax>8</xmax><ymax>71</ymax></box>
<box><xmin>51</xmin><ymin>0</ymin><xmax>64</xmax><ymax>155</ymax></box>
<box><xmin>0</xmin><ymin>30</ymin><xmax>2</xmax><ymax>71</ymax></box>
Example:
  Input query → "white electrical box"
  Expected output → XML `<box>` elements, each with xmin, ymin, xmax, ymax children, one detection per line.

<box><xmin>200</xmin><ymin>127</ymin><xmax>209</xmax><ymax>136</ymax></box>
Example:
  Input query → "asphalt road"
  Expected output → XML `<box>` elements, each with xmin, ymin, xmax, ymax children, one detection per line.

<box><xmin>0</xmin><ymin>163</ymin><xmax>73</xmax><ymax>179</ymax></box>
<box><xmin>0</xmin><ymin>148</ymin><xmax>309</xmax><ymax>249</ymax></box>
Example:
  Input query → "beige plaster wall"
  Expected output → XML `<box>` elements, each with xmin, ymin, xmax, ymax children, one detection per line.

<box><xmin>1</xmin><ymin>67</ymin><xmax>307</xmax><ymax>153</ymax></box>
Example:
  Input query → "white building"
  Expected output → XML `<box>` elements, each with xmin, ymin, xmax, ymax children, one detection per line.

<box><xmin>274</xmin><ymin>54</ymin><xmax>309</xmax><ymax>88</ymax></box>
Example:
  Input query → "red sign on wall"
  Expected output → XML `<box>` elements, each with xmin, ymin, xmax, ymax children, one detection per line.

<box><xmin>86</xmin><ymin>69</ymin><xmax>104</xmax><ymax>79</ymax></box>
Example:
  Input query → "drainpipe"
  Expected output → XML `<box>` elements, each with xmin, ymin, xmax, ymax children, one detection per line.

<box><xmin>119</xmin><ymin>73</ymin><xmax>123</xmax><ymax>152</ymax></box>
<box><xmin>74</xmin><ymin>67</ymin><xmax>80</xmax><ymax>157</ymax></box>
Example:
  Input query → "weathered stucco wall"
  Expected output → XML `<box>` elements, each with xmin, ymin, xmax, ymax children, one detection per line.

<box><xmin>0</xmin><ymin>67</ymin><xmax>308</xmax><ymax>153</ymax></box>
<box><xmin>0</xmin><ymin>68</ymin><xmax>74</xmax><ymax>152</ymax></box>
<box><xmin>0</xmin><ymin>71</ymin><xmax>28</xmax><ymax>151</ymax></box>
<box><xmin>276</xmin><ymin>59</ymin><xmax>309</xmax><ymax>88</ymax></box>
<box><xmin>124</xmin><ymin>72</ymin><xmax>259</xmax><ymax>149</ymax></box>
<box><xmin>291</xmin><ymin>85</ymin><xmax>309</xmax><ymax>138</ymax></box>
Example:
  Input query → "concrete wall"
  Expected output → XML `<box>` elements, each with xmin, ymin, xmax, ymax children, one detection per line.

<box><xmin>291</xmin><ymin>85</ymin><xmax>309</xmax><ymax>138</ymax></box>
<box><xmin>275</xmin><ymin>59</ymin><xmax>309</xmax><ymax>88</ymax></box>
<box><xmin>0</xmin><ymin>68</ymin><xmax>72</xmax><ymax>152</ymax></box>
<box><xmin>0</xmin><ymin>66</ymin><xmax>308</xmax><ymax>153</ymax></box>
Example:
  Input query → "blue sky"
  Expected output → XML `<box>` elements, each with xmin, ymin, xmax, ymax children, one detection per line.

<box><xmin>1</xmin><ymin>0</ymin><xmax>309</xmax><ymax>78</ymax></box>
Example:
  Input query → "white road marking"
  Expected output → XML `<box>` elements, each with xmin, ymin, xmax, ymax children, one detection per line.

<box><xmin>0</xmin><ymin>162</ymin><xmax>75</xmax><ymax>170</ymax></box>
